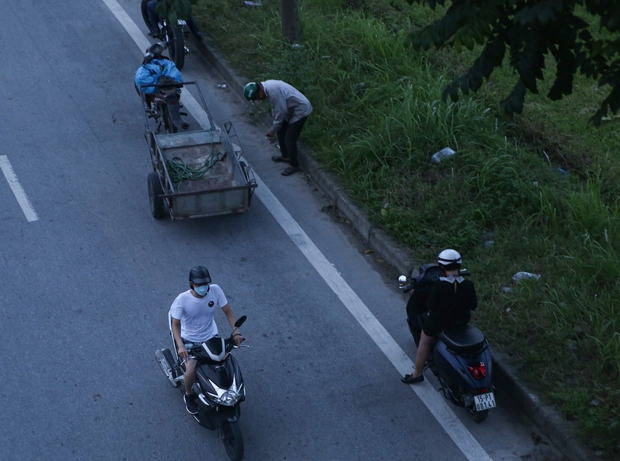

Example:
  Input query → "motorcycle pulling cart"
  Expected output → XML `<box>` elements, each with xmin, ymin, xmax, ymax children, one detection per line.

<box><xmin>140</xmin><ymin>81</ymin><xmax>257</xmax><ymax>219</ymax></box>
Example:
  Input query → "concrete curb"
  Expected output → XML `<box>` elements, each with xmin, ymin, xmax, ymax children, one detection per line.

<box><xmin>191</xmin><ymin>36</ymin><xmax>598</xmax><ymax>461</ymax></box>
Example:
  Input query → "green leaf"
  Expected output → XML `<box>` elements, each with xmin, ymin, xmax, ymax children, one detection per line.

<box><xmin>453</xmin><ymin>36</ymin><xmax>462</xmax><ymax>53</ymax></box>
<box><xmin>442</xmin><ymin>82</ymin><xmax>460</xmax><ymax>103</ymax></box>
<box><xmin>461</xmin><ymin>32</ymin><xmax>475</xmax><ymax>51</ymax></box>
<box><xmin>535</xmin><ymin>5</ymin><xmax>553</xmax><ymax>25</ymax></box>
<box><xmin>404</xmin><ymin>0</ymin><xmax>620</xmax><ymax>124</ymax></box>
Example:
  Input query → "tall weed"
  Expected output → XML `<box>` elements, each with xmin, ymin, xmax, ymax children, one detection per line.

<box><xmin>194</xmin><ymin>0</ymin><xmax>620</xmax><ymax>456</ymax></box>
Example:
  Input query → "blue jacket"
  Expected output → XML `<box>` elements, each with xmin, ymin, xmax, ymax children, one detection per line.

<box><xmin>135</xmin><ymin>58</ymin><xmax>183</xmax><ymax>94</ymax></box>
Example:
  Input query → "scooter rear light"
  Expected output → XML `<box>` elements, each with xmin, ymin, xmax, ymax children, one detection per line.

<box><xmin>468</xmin><ymin>362</ymin><xmax>487</xmax><ymax>380</ymax></box>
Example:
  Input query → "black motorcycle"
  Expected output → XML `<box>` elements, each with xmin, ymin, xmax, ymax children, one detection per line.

<box><xmin>141</xmin><ymin>0</ymin><xmax>187</xmax><ymax>70</ymax></box>
<box><xmin>146</xmin><ymin>75</ymin><xmax>189</xmax><ymax>134</ymax></box>
<box><xmin>156</xmin><ymin>315</ymin><xmax>248</xmax><ymax>460</ymax></box>
<box><xmin>400</xmin><ymin>264</ymin><xmax>495</xmax><ymax>423</ymax></box>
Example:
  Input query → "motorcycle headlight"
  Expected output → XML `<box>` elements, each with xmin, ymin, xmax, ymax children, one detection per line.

<box><xmin>206</xmin><ymin>378</ymin><xmax>243</xmax><ymax>406</ymax></box>
<box><xmin>212</xmin><ymin>390</ymin><xmax>240</xmax><ymax>406</ymax></box>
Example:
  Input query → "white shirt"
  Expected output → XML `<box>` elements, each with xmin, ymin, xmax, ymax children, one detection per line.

<box><xmin>169</xmin><ymin>284</ymin><xmax>228</xmax><ymax>342</ymax></box>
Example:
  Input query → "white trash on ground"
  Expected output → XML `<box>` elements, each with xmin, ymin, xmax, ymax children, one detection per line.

<box><xmin>431</xmin><ymin>147</ymin><xmax>456</xmax><ymax>164</ymax></box>
<box><xmin>512</xmin><ymin>272</ymin><xmax>541</xmax><ymax>282</ymax></box>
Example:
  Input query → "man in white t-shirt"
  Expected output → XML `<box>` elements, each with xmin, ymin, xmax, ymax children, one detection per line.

<box><xmin>170</xmin><ymin>266</ymin><xmax>245</xmax><ymax>415</ymax></box>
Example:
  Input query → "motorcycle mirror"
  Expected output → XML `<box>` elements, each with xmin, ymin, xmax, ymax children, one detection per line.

<box><xmin>398</xmin><ymin>275</ymin><xmax>407</xmax><ymax>284</ymax></box>
<box><xmin>234</xmin><ymin>315</ymin><xmax>247</xmax><ymax>328</ymax></box>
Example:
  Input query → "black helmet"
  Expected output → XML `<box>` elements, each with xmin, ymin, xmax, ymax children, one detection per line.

<box><xmin>189</xmin><ymin>266</ymin><xmax>212</xmax><ymax>284</ymax></box>
<box><xmin>145</xmin><ymin>43</ymin><xmax>164</xmax><ymax>62</ymax></box>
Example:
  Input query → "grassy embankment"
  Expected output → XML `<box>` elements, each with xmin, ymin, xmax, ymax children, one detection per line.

<box><xmin>192</xmin><ymin>0</ymin><xmax>620</xmax><ymax>456</ymax></box>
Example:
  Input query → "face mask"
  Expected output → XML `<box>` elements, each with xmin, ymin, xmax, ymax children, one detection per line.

<box><xmin>193</xmin><ymin>285</ymin><xmax>210</xmax><ymax>296</ymax></box>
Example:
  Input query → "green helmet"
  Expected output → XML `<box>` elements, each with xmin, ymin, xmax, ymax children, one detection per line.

<box><xmin>244</xmin><ymin>82</ymin><xmax>258</xmax><ymax>101</ymax></box>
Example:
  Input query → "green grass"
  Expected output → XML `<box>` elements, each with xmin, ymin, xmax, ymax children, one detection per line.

<box><xmin>192</xmin><ymin>0</ymin><xmax>620</xmax><ymax>456</ymax></box>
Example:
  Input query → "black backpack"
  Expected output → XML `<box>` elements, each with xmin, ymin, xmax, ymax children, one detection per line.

<box><xmin>406</xmin><ymin>263</ymin><xmax>443</xmax><ymax>318</ymax></box>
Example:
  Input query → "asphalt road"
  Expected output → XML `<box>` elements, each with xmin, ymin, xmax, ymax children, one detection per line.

<box><xmin>0</xmin><ymin>1</ymin><xmax>564</xmax><ymax>460</ymax></box>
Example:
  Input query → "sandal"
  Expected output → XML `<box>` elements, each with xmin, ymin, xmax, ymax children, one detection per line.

<box><xmin>281</xmin><ymin>166</ymin><xmax>300</xmax><ymax>176</ymax></box>
<box><xmin>271</xmin><ymin>155</ymin><xmax>291</xmax><ymax>163</ymax></box>
<box><xmin>401</xmin><ymin>373</ymin><xmax>424</xmax><ymax>384</ymax></box>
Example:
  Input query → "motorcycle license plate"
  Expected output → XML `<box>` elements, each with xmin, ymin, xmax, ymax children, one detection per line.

<box><xmin>474</xmin><ymin>392</ymin><xmax>496</xmax><ymax>411</ymax></box>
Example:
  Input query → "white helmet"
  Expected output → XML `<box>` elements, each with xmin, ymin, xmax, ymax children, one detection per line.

<box><xmin>437</xmin><ymin>249</ymin><xmax>462</xmax><ymax>266</ymax></box>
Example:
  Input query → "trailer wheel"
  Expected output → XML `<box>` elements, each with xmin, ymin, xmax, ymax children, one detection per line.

<box><xmin>148</xmin><ymin>172</ymin><xmax>165</xmax><ymax>219</ymax></box>
<box><xmin>239</xmin><ymin>161</ymin><xmax>253</xmax><ymax>207</ymax></box>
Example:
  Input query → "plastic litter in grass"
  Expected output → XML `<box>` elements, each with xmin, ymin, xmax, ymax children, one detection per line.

<box><xmin>512</xmin><ymin>272</ymin><xmax>541</xmax><ymax>282</ymax></box>
<box><xmin>431</xmin><ymin>147</ymin><xmax>455</xmax><ymax>164</ymax></box>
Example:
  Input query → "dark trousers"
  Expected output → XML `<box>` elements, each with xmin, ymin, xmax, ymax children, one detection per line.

<box><xmin>277</xmin><ymin>116</ymin><xmax>308</xmax><ymax>168</ymax></box>
<box><xmin>147</xmin><ymin>1</ymin><xmax>201</xmax><ymax>37</ymax></box>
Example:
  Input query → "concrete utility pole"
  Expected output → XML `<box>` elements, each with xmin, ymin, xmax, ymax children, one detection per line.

<box><xmin>280</xmin><ymin>0</ymin><xmax>301</xmax><ymax>44</ymax></box>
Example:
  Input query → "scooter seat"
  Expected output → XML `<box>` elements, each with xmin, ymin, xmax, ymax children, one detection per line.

<box><xmin>439</xmin><ymin>324</ymin><xmax>487</xmax><ymax>354</ymax></box>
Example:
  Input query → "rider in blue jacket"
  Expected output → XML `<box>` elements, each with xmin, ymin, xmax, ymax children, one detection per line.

<box><xmin>134</xmin><ymin>42</ymin><xmax>183</xmax><ymax>107</ymax></box>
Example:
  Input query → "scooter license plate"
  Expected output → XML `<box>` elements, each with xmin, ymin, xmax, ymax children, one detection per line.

<box><xmin>474</xmin><ymin>392</ymin><xmax>496</xmax><ymax>411</ymax></box>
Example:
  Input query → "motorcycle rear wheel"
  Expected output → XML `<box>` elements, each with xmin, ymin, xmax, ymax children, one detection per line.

<box><xmin>467</xmin><ymin>407</ymin><xmax>489</xmax><ymax>423</ymax></box>
<box><xmin>159</xmin><ymin>104</ymin><xmax>177</xmax><ymax>134</ymax></box>
<box><xmin>221</xmin><ymin>420</ymin><xmax>244</xmax><ymax>461</ymax></box>
<box><xmin>140</xmin><ymin>0</ymin><xmax>153</xmax><ymax>31</ymax></box>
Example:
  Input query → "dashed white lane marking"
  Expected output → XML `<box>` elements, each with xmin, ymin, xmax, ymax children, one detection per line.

<box><xmin>0</xmin><ymin>155</ymin><xmax>39</xmax><ymax>222</ymax></box>
<box><xmin>101</xmin><ymin>1</ymin><xmax>494</xmax><ymax>459</ymax></box>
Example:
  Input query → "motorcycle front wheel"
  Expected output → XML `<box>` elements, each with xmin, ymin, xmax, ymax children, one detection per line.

<box><xmin>221</xmin><ymin>420</ymin><xmax>244</xmax><ymax>461</ymax></box>
<box><xmin>166</xmin><ymin>26</ymin><xmax>185</xmax><ymax>70</ymax></box>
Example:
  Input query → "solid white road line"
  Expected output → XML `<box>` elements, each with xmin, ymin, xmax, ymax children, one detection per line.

<box><xmin>252</xmin><ymin>178</ymin><xmax>493</xmax><ymax>461</ymax></box>
<box><xmin>0</xmin><ymin>155</ymin><xmax>39</xmax><ymax>222</ymax></box>
<box><xmin>100</xmin><ymin>2</ymin><xmax>494</xmax><ymax>459</ymax></box>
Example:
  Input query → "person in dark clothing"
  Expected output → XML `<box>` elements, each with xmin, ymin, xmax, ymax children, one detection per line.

<box><xmin>401</xmin><ymin>249</ymin><xmax>478</xmax><ymax>384</ymax></box>
<box><xmin>147</xmin><ymin>0</ymin><xmax>203</xmax><ymax>41</ymax></box>
<box><xmin>243</xmin><ymin>80</ymin><xmax>313</xmax><ymax>176</ymax></box>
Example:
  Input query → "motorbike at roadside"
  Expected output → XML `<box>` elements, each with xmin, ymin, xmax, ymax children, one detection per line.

<box><xmin>135</xmin><ymin>42</ymin><xmax>190</xmax><ymax>134</ymax></box>
<box><xmin>399</xmin><ymin>264</ymin><xmax>495</xmax><ymax>423</ymax></box>
<box><xmin>155</xmin><ymin>315</ymin><xmax>248</xmax><ymax>461</ymax></box>
<box><xmin>141</xmin><ymin>0</ymin><xmax>188</xmax><ymax>70</ymax></box>
<box><xmin>141</xmin><ymin>74</ymin><xmax>189</xmax><ymax>134</ymax></box>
